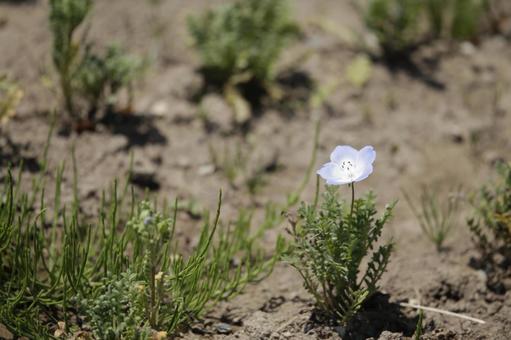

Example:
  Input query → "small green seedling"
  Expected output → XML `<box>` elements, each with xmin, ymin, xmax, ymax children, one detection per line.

<box><xmin>0</xmin><ymin>75</ymin><xmax>23</xmax><ymax>126</ymax></box>
<box><xmin>468</xmin><ymin>161</ymin><xmax>511</xmax><ymax>267</ymax></box>
<box><xmin>404</xmin><ymin>186</ymin><xmax>463</xmax><ymax>251</ymax></box>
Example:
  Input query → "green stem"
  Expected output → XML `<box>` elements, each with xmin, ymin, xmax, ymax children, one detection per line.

<box><xmin>312</xmin><ymin>175</ymin><xmax>320</xmax><ymax>212</ymax></box>
<box><xmin>350</xmin><ymin>182</ymin><xmax>355</xmax><ymax>218</ymax></box>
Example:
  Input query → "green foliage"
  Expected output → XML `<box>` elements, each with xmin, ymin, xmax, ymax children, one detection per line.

<box><xmin>77</xmin><ymin>45</ymin><xmax>146</xmax><ymax>119</ymax></box>
<box><xmin>426</xmin><ymin>0</ymin><xmax>486</xmax><ymax>41</ymax></box>
<box><xmin>363</xmin><ymin>0</ymin><xmax>490</xmax><ymax>57</ymax></box>
<box><xmin>404</xmin><ymin>186</ymin><xmax>463</xmax><ymax>251</ymax></box>
<box><xmin>286</xmin><ymin>187</ymin><xmax>395</xmax><ymax>325</ymax></box>
<box><xmin>468</xmin><ymin>161</ymin><xmax>511</xmax><ymax>262</ymax></box>
<box><xmin>364</xmin><ymin>0</ymin><xmax>423</xmax><ymax>56</ymax></box>
<box><xmin>80</xmin><ymin>271</ymin><xmax>151</xmax><ymax>339</ymax></box>
<box><xmin>49</xmin><ymin>0</ymin><xmax>145</xmax><ymax>124</ymax></box>
<box><xmin>413</xmin><ymin>309</ymin><xmax>424</xmax><ymax>340</ymax></box>
<box><xmin>0</xmin><ymin>164</ymin><xmax>282</xmax><ymax>338</ymax></box>
<box><xmin>188</xmin><ymin>0</ymin><xmax>299</xmax><ymax>86</ymax></box>
<box><xmin>0</xmin><ymin>75</ymin><xmax>23</xmax><ymax>125</ymax></box>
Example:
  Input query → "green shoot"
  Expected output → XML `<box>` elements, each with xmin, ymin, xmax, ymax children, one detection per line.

<box><xmin>49</xmin><ymin>0</ymin><xmax>92</xmax><ymax>119</ymax></box>
<box><xmin>468</xmin><ymin>161</ymin><xmax>511</xmax><ymax>268</ymax></box>
<box><xmin>49</xmin><ymin>0</ymin><xmax>145</xmax><ymax>125</ymax></box>
<box><xmin>404</xmin><ymin>186</ymin><xmax>463</xmax><ymax>251</ymax></box>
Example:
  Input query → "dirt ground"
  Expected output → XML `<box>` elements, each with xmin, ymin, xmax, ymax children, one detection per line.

<box><xmin>1</xmin><ymin>0</ymin><xmax>511</xmax><ymax>339</ymax></box>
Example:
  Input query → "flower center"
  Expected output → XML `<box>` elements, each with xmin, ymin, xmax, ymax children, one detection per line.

<box><xmin>340</xmin><ymin>160</ymin><xmax>356</xmax><ymax>178</ymax></box>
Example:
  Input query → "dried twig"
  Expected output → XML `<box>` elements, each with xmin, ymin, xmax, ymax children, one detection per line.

<box><xmin>400</xmin><ymin>302</ymin><xmax>486</xmax><ymax>324</ymax></box>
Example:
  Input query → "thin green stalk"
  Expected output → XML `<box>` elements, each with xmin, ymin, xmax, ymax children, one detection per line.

<box><xmin>313</xmin><ymin>175</ymin><xmax>320</xmax><ymax>211</ymax></box>
<box><xmin>350</xmin><ymin>182</ymin><xmax>355</xmax><ymax>218</ymax></box>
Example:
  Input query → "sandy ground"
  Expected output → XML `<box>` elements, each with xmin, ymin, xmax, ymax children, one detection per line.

<box><xmin>1</xmin><ymin>0</ymin><xmax>511</xmax><ymax>339</ymax></box>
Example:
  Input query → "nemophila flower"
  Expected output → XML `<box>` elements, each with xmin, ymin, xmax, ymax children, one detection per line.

<box><xmin>317</xmin><ymin>145</ymin><xmax>376</xmax><ymax>185</ymax></box>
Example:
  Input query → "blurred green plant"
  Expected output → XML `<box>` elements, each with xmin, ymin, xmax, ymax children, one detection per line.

<box><xmin>49</xmin><ymin>0</ymin><xmax>145</xmax><ymax>126</ymax></box>
<box><xmin>49</xmin><ymin>0</ymin><xmax>92</xmax><ymax>119</ymax></box>
<box><xmin>404</xmin><ymin>186</ymin><xmax>463</xmax><ymax>251</ymax></box>
<box><xmin>468</xmin><ymin>161</ymin><xmax>511</xmax><ymax>267</ymax></box>
<box><xmin>426</xmin><ymin>0</ymin><xmax>486</xmax><ymax>41</ymax></box>
<box><xmin>413</xmin><ymin>309</ymin><xmax>424</xmax><ymax>340</ymax></box>
<box><xmin>364</xmin><ymin>0</ymin><xmax>423</xmax><ymax>57</ymax></box>
<box><xmin>77</xmin><ymin>45</ymin><xmax>146</xmax><ymax>121</ymax></box>
<box><xmin>0</xmin><ymin>75</ymin><xmax>23</xmax><ymax>125</ymax></box>
<box><xmin>286</xmin><ymin>186</ymin><xmax>395</xmax><ymax>325</ymax></box>
<box><xmin>361</xmin><ymin>0</ymin><xmax>492</xmax><ymax>58</ymax></box>
<box><xmin>188</xmin><ymin>0</ymin><xmax>299</xmax><ymax>122</ymax></box>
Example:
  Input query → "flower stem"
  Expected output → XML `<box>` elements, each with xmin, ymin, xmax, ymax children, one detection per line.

<box><xmin>350</xmin><ymin>182</ymin><xmax>355</xmax><ymax>218</ymax></box>
<box><xmin>313</xmin><ymin>175</ymin><xmax>320</xmax><ymax>211</ymax></box>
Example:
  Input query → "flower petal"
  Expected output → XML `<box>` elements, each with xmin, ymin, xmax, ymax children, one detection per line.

<box><xmin>326</xmin><ymin>177</ymin><xmax>354</xmax><ymax>185</ymax></box>
<box><xmin>317</xmin><ymin>162</ymin><xmax>341</xmax><ymax>181</ymax></box>
<box><xmin>330</xmin><ymin>145</ymin><xmax>358</xmax><ymax>163</ymax></box>
<box><xmin>317</xmin><ymin>162</ymin><xmax>353</xmax><ymax>185</ymax></box>
<box><xmin>357</xmin><ymin>145</ymin><xmax>376</xmax><ymax>165</ymax></box>
<box><xmin>354</xmin><ymin>164</ymin><xmax>373</xmax><ymax>182</ymax></box>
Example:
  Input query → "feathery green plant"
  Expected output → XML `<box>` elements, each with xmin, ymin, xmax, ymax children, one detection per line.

<box><xmin>404</xmin><ymin>186</ymin><xmax>463</xmax><ymax>251</ymax></box>
<box><xmin>49</xmin><ymin>0</ymin><xmax>144</xmax><ymax>125</ymax></box>
<box><xmin>286</xmin><ymin>185</ymin><xmax>395</xmax><ymax>325</ymax></box>
<box><xmin>468</xmin><ymin>161</ymin><xmax>511</xmax><ymax>265</ymax></box>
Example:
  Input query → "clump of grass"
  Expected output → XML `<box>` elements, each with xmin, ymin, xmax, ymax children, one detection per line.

<box><xmin>0</xmin><ymin>164</ymin><xmax>283</xmax><ymax>337</ymax></box>
<box><xmin>404</xmin><ymin>186</ymin><xmax>463</xmax><ymax>251</ymax></box>
<box><xmin>188</xmin><ymin>0</ymin><xmax>299</xmax><ymax>121</ymax></box>
<box><xmin>286</xmin><ymin>185</ymin><xmax>395</xmax><ymax>326</ymax></box>
<box><xmin>49</xmin><ymin>0</ymin><xmax>145</xmax><ymax>127</ymax></box>
<box><xmin>468</xmin><ymin>162</ymin><xmax>511</xmax><ymax>272</ymax></box>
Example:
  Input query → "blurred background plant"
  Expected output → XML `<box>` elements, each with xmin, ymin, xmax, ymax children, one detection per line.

<box><xmin>426</xmin><ymin>0</ymin><xmax>486</xmax><ymax>41</ymax></box>
<box><xmin>468</xmin><ymin>161</ymin><xmax>511</xmax><ymax>292</ymax></box>
<box><xmin>49</xmin><ymin>0</ymin><xmax>146</xmax><ymax>130</ymax></box>
<box><xmin>363</xmin><ymin>0</ymin><xmax>424</xmax><ymax>58</ymax></box>
<box><xmin>286</xmin><ymin>187</ymin><xmax>395</xmax><ymax>327</ymax></box>
<box><xmin>404</xmin><ymin>186</ymin><xmax>463</xmax><ymax>252</ymax></box>
<box><xmin>359</xmin><ymin>0</ymin><xmax>502</xmax><ymax>59</ymax></box>
<box><xmin>188</xmin><ymin>0</ymin><xmax>300</xmax><ymax>124</ymax></box>
<box><xmin>0</xmin><ymin>75</ymin><xmax>23</xmax><ymax>126</ymax></box>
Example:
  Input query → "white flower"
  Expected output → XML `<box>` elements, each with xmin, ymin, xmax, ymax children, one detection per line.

<box><xmin>317</xmin><ymin>145</ymin><xmax>376</xmax><ymax>185</ymax></box>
